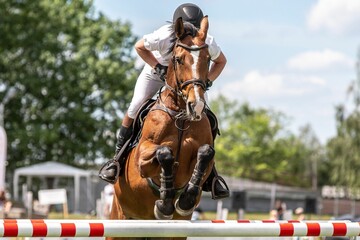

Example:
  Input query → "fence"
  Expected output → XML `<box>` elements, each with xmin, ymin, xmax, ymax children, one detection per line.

<box><xmin>0</xmin><ymin>219</ymin><xmax>359</xmax><ymax>238</ymax></box>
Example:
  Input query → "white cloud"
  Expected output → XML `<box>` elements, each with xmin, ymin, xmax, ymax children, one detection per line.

<box><xmin>301</xmin><ymin>76</ymin><xmax>326</xmax><ymax>86</ymax></box>
<box><xmin>307</xmin><ymin>0</ymin><xmax>360</xmax><ymax>35</ymax></box>
<box><xmin>287</xmin><ymin>49</ymin><xmax>353</xmax><ymax>71</ymax></box>
<box><xmin>220</xmin><ymin>71</ymin><xmax>324</xmax><ymax>99</ymax></box>
<box><xmin>238</xmin><ymin>71</ymin><xmax>284</xmax><ymax>96</ymax></box>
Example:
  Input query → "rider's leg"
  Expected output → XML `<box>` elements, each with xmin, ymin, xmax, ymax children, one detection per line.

<box><xmin>114</xmin><ymin>115</ymin><xmax>133</xmax><ymax>155</ymax></box>
<box><xmin>98</xmin><ymin>114</ymin><xmax>134</xmax><ymax>184</ymax></box>
<box><xmin>99</xmin><ymin>64</ymin><xmax>164</xmax><ymax>184</ymax></box>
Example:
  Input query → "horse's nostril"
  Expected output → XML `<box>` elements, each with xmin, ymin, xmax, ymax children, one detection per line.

<box><xmin>187</xmin><ymin>102</ymin><xmax>194</xmax><ymax>112</ymax></box>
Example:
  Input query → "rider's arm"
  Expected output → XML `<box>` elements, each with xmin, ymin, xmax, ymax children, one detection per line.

<box><xmin>135</xmin><ymin>39</ymin><xmax>159</xmax><ymax>68</ymax></box>
<box><xmin>208</xmin><ymin>51</ymin><xmax>227</xmax><ymax>82</ymax></box>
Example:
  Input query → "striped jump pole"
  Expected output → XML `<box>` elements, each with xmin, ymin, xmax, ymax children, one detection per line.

<box><xmin>0</xmin><ymin>219</ymin><xmax>360</xmax><ymax>238</ymax></box>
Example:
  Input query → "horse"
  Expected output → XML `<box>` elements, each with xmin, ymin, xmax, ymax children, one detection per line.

<box><xmin>109</xmin><ymin>16</ymin><xmax>214</xmax><ymax>240</ymax></box>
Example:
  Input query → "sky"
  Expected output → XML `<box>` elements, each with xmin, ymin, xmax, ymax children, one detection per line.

<box><xmin>93</xmin><ymin>0</ymin><xmax>360</xmax><ymax>144</ymax></box>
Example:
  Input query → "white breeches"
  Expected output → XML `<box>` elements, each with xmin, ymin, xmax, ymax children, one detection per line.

<box><xmin>127</xmin><ymin>64</ymin><xmax>164</xmax><ymax>119</ymax></box>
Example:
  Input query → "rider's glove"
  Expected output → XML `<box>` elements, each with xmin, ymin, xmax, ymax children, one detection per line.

<box><xmin>206</xmin><ymin>79</ymin><xmax>213</xmax><ymax>90</ymax></box>
<box><xmin>154</xmin><ymin>63</ymin><xmax>168</xmax><ymax>82</ymax></box>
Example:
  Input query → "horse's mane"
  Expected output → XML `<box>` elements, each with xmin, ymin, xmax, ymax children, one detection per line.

<box><xmin>166</xmin><ymin>21</ymin><xmax>199</xmax><ymax>55</ymax></box>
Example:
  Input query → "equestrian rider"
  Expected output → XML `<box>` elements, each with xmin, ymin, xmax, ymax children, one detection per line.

<box><xmin>99</xmin><ymin>3</ymin><xmax>229</xmax><ymax>200</ymax></box>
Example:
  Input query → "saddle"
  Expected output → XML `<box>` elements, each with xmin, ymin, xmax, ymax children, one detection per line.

<box><xmin>116</xmin><ymin>99</ymin><xmax>220</xmax><ymax>175</ymax></box>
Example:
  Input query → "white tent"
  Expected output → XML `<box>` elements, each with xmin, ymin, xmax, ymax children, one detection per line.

<box><xmin>13</xmin><ymin>161</ymin><xmax>92</xmax><ymax>212</ymax></box>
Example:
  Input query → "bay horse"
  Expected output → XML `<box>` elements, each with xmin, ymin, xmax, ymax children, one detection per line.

<box><xmin>109</xmin><ymin>16</ymin><xmax>214</xmax><ymax>240</ymax></box>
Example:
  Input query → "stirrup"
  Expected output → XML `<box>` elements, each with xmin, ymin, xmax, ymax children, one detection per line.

<box><xmin>98</xmin><ymin>159</ymin><xmax>120</xmax><ymax>184</ymax></box>
<box><xmin>210</xmin><ymin>175</ymin><xmax>230</xmax><ymax>200</ymax></box>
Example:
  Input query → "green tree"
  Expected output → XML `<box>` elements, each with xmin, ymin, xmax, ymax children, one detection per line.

<box><xmin>327</xmin><ymin>49</ymin><xmax>360</xmax><ymax>191</ymax></box>
<box><xmin>296</xmin><ymin>124</ymin><xmax>325</xmax><ymax>190</ymax></box>
<box><xmin>0</xmin><ymin>0</ymin><xmax>138</xmax><ymax>171</ymax></box>
<box><xmin>211</xmin><ymin>95</ymin><xmax>323</xmax><ymax>187</ymax></box>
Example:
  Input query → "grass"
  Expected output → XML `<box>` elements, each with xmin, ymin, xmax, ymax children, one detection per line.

<box><xmin>48</xmin><ymin>212</ymin><xmax>98</xmax><ymax>219</ymax></box>
<box><xmin>202</xmin><ymin>211</ymin><xmax>332</xmax><ymax>220</ymax></box>
<box><xmin>48</xmin><ymin>211</ymin><xmax>332</xmax><ymax>221</ymax></box>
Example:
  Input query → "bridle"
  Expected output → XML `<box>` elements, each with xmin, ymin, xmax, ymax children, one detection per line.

<box><xmin>156</xmin><ymin>37</ymin><xmax>209</xmax><ymax>128</ymax></box>
<box><xmin>165</xmin><ymin>40</ymin><xmax>209</xmax><ymax>101</ymax></box>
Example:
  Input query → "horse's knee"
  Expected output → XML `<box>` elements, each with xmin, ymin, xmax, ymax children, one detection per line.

<box><xmin>156</xmin><ymin>146</ymin><xmax>174</xmax><ymax>168</ymax></box>
<box><xmin>198</xmin><ymin>144</ymin><xmax>215</xmax><ymax>163</ymax></box>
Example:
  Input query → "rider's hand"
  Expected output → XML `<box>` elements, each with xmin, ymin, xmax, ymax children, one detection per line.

<box><xmin>154</xmin><ymin>63</ymin><xmax>168</xmax><ymax>82</ymax></box>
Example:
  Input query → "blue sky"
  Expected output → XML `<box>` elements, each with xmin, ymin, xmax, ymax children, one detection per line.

<box><xmin>93</xmin><ymin>0</ymin><xmax>360</xmax><ymax>144</ymax></box>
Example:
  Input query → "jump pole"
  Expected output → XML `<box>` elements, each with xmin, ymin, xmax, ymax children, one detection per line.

<box><xmin>0</xmin><ymin>219</ymin><xmax>359</xmax><ymax>238</ymax></box>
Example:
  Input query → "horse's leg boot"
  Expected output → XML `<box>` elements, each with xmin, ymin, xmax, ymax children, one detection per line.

<box><xmin>202</xmin><ymin>165</ymin><xmax>230</xmax><ymax>200</ymax></box>
<box><xmin>99</xmin><ymin>126</ymin><xmax>132</xmax><ymax>184</ymax></box>
<box><xmin>154</xmin><ymin>146</ymin><xmax>175</xmax><ymax>220</ymax></box>
<box><xmin>175</xmin><ymin>144</ymin><xmax>214</xmax><ymax>216</ymax></box>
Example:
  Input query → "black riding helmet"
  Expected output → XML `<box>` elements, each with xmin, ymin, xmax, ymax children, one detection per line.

<box><xmin>173</xmin><ymin>3</ymin><xmax>204</xmax><ymax>28</ymax></box>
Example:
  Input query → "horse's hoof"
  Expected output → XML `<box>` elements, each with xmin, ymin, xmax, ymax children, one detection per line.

<box><xmin>174</xmin><ymin>198</ymin><xmax>196</xmax><ymax>216</ymax></box>
<box><xmin>154</xmin><ymin>205</ymin><xmax>173</xmax><ymax>220</ymax></box>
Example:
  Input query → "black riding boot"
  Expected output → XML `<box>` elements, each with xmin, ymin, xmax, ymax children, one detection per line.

<box><xmin>99</xmin><ymin>126</ymin><xmax>132</xmax><ymax>184</ymax></box>
<box><xmin>202</xmin><ymin>166</ymin><xmax>230</xmax><ymax>200</ymax></box>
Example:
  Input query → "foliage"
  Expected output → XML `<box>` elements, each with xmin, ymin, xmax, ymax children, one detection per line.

<box><xmin>327</xmin><ymin>50</ymin><xmax>360</xmax><ymax>190</ymax></box>
<box><xmin>0</xmin><ymin>0</ymin><xmax>138</xmax><ymax>172</ymax></box>
<box><xmin>211</xmin><ymin>95</ymin><xmax>325</xmax><ymax>187</ymax></box>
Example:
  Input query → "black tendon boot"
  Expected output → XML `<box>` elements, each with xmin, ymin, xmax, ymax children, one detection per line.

<box><xmin>202</xmin><ymin>166</ymin><xmax>230</xmax><ymax>200</ymax></box>
<box><xmin>99</xmin><ymin>126</ymin><xmax>132</xmax><ymax>184</ymax></box>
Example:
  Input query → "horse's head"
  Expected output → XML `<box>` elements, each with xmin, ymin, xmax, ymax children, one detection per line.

<box><xmin>168</xmin><ymin>16</ymin><xmax>210</xmax><ymax>121</ymax></box>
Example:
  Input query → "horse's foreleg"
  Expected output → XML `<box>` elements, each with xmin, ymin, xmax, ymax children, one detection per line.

<box><xmin>175</xmin><ymin>144</ymin><xmax>215</xmax><ymax>216</ymax></box>
<box><xmin>154</xmin><ymin>146</ymin><xmax>175</xmax><ymax>220</ymax></box>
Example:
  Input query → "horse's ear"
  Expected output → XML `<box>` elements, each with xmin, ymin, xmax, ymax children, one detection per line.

<box><xmin>174</xmin><ymin>17</ymin><xmax>185</xmax><ymax>39</ymax></box>
<box><xmin>198</xmin><ymin>16</ymin><xmax>209</xmax><ymax>41</ymax></box>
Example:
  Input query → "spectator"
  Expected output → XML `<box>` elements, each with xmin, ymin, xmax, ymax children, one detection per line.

<box><xmin>269</xmin><ymin>209</ymin><xmax>278</xmax><ymax>220</ymax></box>
<box><xmin>294</xmin><ymin>207</ymin><xmax>305</xmax><ymax>221</ymax></box>
<box><xmin>0</xmin><ymin>190</ymin><xmax>12</xmax><ymax>217</ymax></box>
<box><xmin>275</xmin><ymin>200</ymin><xmax>286</xmax><ymax>220</ymax></box>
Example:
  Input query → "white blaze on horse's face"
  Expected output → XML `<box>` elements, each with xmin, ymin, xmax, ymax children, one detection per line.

<box><xmin>192</xmin><ymin>85</ymin><xmax>205</xmax><ymax>120</ymax></box>
<box><xmin>186</xmin><ymin>46</ymin><xmax>205</xmax><ymax>121</ymax></box>
<box><xmin>191</xmin><ymin>46</ymin><xmax>200</xmax><ymax>79</ymax></box>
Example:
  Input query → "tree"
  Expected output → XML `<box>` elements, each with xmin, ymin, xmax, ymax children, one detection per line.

<box><xmin>0</xmin><ymin>0</ymin><xmax>138</xmax><ymax>172</ymax></box>
<box><xmin>327</xmin><ymin>49</ymin><xmax>360</xmax><ymax>192</ymax></box>
<box><xmin>296</xmin><ymin>124</ymin><xmax>325</xmax><ymax>190</ymax></box>
<box><xmin>211</xmin><ymin>95</ymin><xmax>318</xmax><ymax>187</ymax></box>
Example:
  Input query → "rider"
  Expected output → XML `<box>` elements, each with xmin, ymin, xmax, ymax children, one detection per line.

<box><xmin>99</xmin><ymin>3</ymin><xmax>229</xmax><ymax>200</ymax></box>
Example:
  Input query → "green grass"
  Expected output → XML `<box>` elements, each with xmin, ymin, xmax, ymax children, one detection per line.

<box><xmin>202</xmin><ymin>211</ymin><xmax>332</xmax><ymax>220</ymax></box>
<box><xmin>48</xmin><ymin>212</ymin><xmax>98</xmax><ymax>219</ymax></box>
<box><xmin>48</xmin><ymin>211</ymin><xmax>332</xmax><ymax>221</ymax></box>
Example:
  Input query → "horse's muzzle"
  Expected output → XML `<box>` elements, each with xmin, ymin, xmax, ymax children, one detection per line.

<box><xmin>187</xmin><ymin>100</ymin><xmax>205</xmax><ymax>121</ymax></box>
